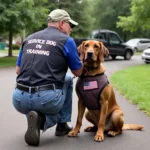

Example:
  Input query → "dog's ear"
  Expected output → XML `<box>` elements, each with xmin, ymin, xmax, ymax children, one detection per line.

<box><xmin>99</xmin><ymin>42</ymin><xmax>109</xmax><ymax>62</ymax></box>
<box><xmin>78</xmin><ymin>41</ymin><xmax>85</xmax><ymax>61</ymax></box>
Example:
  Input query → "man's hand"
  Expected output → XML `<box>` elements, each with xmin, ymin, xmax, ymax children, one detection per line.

<box><xmin>16</xmin><ymin>66</ymin><xmax>20</xmax><ymax>75</ymax></box>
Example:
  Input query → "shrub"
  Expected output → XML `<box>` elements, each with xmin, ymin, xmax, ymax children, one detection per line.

<box><xmin>12</xmin><ymin>44</ymin><xmax>20</xmax><ymax>50</ymax></box>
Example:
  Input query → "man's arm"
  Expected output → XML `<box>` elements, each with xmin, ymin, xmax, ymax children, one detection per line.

<box><xmin>63</xmin><ymin>38</ymin><xmax>83</xmax><ymax>77</ymax></box>
<box><xmin>16</xmin><ymin>46</ymin><xmax>23</xmax><ymax>75</ymax></box>
<box><xmin>71</xmin><ymin>62</ymin><xmax>83</xmax><ymax>77</ymax></box>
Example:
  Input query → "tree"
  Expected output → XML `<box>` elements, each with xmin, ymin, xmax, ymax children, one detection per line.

<box><xmin>117</xmin><ymin>0</ymin><xmax>150</xmax><ymax>32</ymax></box>
<box><xmin>0</xmin><ymin>0</ymin><xmax>48</xmax><ymax>56</ymax></box>
<box><xmin>92</xmin><ymin>0</ymin><xmax>131</xmax><ymax>40</ymax></box>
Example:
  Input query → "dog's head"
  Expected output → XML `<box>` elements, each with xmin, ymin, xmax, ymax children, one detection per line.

<box><xmin>78</xmin><ymin>40</ymin><xmax>109</xmax><ymax>63</ymax></box>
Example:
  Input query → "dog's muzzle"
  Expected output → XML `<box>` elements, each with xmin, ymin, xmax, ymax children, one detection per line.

<box><xmin>86</xmin><ymin>52</ymin><xmax>94</xmax><ymax>63</ymax></box>
<box><xmin>87</xmin><ymin>52</ymin><xmax>93</xmax><ymax>59</ymax></box>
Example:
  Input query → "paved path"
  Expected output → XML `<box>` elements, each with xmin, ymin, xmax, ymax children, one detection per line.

<box><xmin>0</xmin><ymin>55</ymin><xmax>150</xmax><ymax>150</ymax></box>
<box><xmin>0</xmin><ymin>52</ymin><xmax>8</xmax><ymax>57</ymax></box>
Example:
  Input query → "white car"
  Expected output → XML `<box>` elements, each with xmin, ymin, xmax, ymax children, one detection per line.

<box><xmin>126</xmin><ymin>38</ymin><xmax>150</xmax><ymax>52</ymax></box>
<box><xmin>141</xmin><ymin>48</ymin><xmax>150</xmax><ymax>64</ymax></box>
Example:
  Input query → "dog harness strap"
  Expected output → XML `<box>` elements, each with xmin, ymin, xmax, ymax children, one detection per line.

<box><xmin>76</xmin><ymin>74</ymin><xmax>109</xmax><ymax>110</ymax></box>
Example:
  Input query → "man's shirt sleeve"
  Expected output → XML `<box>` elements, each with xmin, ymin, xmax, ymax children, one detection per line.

<box><xmin>16</xmin><ymin>46</ymin><xmax>23</xmax><ymax>66</ymax></box>
<box><xmin>63</xmin><ymin>37</ymin><xmax>82</xmax><ymax>70</ymax></box>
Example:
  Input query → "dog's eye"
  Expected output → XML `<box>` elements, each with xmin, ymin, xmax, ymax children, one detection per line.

<box><xmin>84</xmin><ymin>44</ymin><xmax>89</xmax><ymax>48</ymax></box>
<box><xmin>94</xmin><ymin>45</ymin><xmax>99</xmax><ymax>48</ymax></box>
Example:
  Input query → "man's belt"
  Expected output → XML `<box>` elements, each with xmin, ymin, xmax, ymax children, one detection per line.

<box><xmin>16</xmin><ymin>83</ymin><xmax>62</xmax><ymax>93</ymax></box>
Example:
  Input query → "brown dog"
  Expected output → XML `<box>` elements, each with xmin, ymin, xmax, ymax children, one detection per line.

<box><xmin>68</xmin><ymin>40</ymin><xmax>143</xmax><ymax>142</ymax></box>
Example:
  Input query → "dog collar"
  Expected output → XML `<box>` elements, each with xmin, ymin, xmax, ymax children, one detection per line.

<box><xmin>81</xmin><ymin>66</ymin><xmax>101</xmax><ymax>77</ymax></box>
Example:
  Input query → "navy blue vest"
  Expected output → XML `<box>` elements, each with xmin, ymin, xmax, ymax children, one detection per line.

<box><xmin>17</xmin><ymin>27</ymin><xmax>69</xmax><ymax>86</ymax></box>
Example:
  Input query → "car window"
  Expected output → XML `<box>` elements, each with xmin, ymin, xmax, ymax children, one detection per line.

<box><xmin>109</xmin><ymin>33</ymin><xmax>120</xmax><ymax>44</ymax></box>
<box><xmin>91</xmin><ymin>30</ymin><xmax>99</xmax><ymax>38</ymax></box>
<box><xmin>143</xmin><ymin>40</ymin><xmax>150</xmax><ymax>43</ymax></box>
<box><xmin>93</xmin><ymin>32</ymin><xmax>100</xmax><ymax>39</ymax></box>
<box><xmin>139</xmin><ymin>40</ymin><xmax>150</xmax><ymax>44</ymax></box>
<box><xmin>139</xmin><ymin>40</ymin><xmax>144</xmax><ymax>44</ymax></box>
<box><xmin>93</xmin><ymin>32</ymin><xmax>106</xmax><ymax>40</ymax></box>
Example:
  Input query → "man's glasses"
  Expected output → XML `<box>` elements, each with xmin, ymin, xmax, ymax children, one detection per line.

<box><xmin>64</xmin><ymin>21</ymin><xmax>74</xmax><ymax>28</ymax></box>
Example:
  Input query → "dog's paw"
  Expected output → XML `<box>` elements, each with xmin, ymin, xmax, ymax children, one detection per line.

<box><xmin>68</xmin><ymin>130</ymin><xmax>79</xmax><ymax>137</ymax></box>
<box><xmin>94</xmin><ymin>133</ymin><xmax>104</xmax><ymax>142</ymax></box>
<box><xmin>107</xmin><ymin>130</ymin><xmax>121</xmax><ymax>137</ymax></box>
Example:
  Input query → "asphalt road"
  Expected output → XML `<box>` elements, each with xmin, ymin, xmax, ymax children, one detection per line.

<box><xmin>0</xmin><ymin>55</ymin><xmax>150</xmax><ymax>150</ymax></box>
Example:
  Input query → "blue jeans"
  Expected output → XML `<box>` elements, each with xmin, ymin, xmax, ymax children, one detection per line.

<box><xmin>12</xmin><ymin>74</ymin><xmax>73</xmax><ymax>131</ymax></box>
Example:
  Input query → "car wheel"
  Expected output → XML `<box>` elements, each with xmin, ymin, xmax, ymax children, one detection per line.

<box><xmin>111</xmin><ymin>55</ymin><xmax>116</xmax><ymax>60</ymax></box>
<box><xmin>124</xmin><ymin>50</ymin><xmax>132</xmax><ymax>60</ymax></box>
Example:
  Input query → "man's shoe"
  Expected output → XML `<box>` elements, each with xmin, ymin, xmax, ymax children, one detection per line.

<box><xmin>55</xmin><ymin>123</ymin><xmax>73</xmax><ymax>136</ymax></box>
<box><xmin>24</xmin><ymin>111</ymin><xmax>41</xmax><ymax>146</ymax></box>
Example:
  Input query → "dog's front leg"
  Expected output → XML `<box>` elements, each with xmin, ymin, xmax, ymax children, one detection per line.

<box><xmin>68</xmin><ymin>98</ymin><xmax>85</xmax><ymax>137</ymax></box>
<box><xmin>94</xmin><ymin>99</ymin><xmax>108</xmax><ymax>142</ymax></box>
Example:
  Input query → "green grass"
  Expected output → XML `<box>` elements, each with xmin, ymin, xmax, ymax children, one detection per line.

<box><xmin>0</xmin><ymin>57</ymin><xmax>17</xmax><ymax>68</ymax></box>
<box><xmin>110</xmin><ymin>64</ymin><xmax>150</xmax><ymax>116</ymax></box>
<box><xmin>135</xmin><ymin>52</ymin><xmax>142</xmax><ymax>55</ymax></box>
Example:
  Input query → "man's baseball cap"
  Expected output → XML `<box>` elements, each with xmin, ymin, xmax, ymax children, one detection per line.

<box><xmin>48</xmin><ymin>9</ymin><xmax>78</xmax><ymax>27</ymax></box>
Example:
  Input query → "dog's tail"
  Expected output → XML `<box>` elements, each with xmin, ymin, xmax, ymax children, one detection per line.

<box><xmin>122</xmin><ymin>124</ymin><xmax>144</xmax><ymax>130</ymax></box>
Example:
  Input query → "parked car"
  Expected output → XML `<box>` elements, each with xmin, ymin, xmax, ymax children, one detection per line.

<box><xmin>126</xmin><ymin>38</ymin><xmax>150</xmax><ymax>52</ymax></box>
<box><xmin>141</xmin><ymin>48</ymin><xmax>150</xmax><ymax>64</ymax></box>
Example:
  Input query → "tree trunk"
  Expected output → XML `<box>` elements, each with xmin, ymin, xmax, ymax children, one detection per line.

<box><xmin>8</xmin><ymin>31</ymin><xmax>13</xmax><ymax>57</ymax></box>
